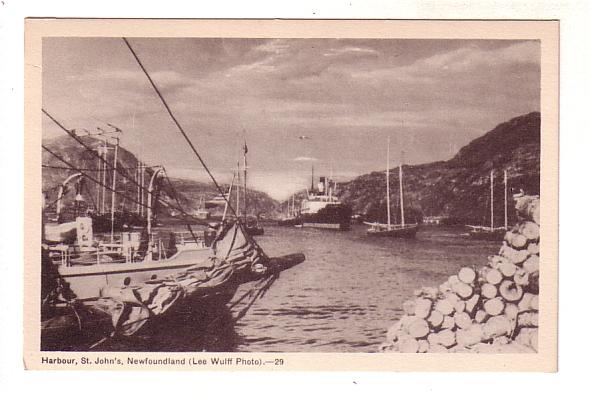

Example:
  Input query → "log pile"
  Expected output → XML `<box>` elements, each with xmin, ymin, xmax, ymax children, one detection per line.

<box><xmin>380</xmin><ymin>196</ymin><xmax>540</xmax><ymax>353</ymax></box>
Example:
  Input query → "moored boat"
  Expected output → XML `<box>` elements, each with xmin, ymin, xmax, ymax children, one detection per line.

<box><xmin>466</xmin><ymin>170</ymin><xmax>509</xmax><ymax>241</ymax></box>
<box><xmin>365</xmin><ymin>137</ymin><xmax>419</xmax><ymax>238</ymax></box>
<box><xmin>299</xmin><ymin>170</ymin><xmax>352</xmax><ymax>231</ymax></box>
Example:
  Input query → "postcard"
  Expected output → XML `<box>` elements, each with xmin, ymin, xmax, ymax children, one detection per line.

<box><xmin>24</xmin><ymin>18</ymin><xmax>558</xmax><ymax>371</ymax></box>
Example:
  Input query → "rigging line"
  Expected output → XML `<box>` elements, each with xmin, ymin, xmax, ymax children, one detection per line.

<box><xmin>42</xmin><ymin>109</ymin><xmax>156</xmax><ymax>200</ymax></box>
<box><xmin>42</xmin><ymin>164</ymin><xmax>159</xmax><ymax>172</ymax></box>
<box><xmin>42</xmin><ymin>144</ymin><xmax>185</xmax><ymax>216</ymax></box>
<box><xmin>121</xmin><ymin>38</ymin><xmax>242</xmax><ymax>225</ymax></box>
<box><xmin>161</xmin><ymin>168</ymin><xmax>199</xmax><ymax>244</ymax></box>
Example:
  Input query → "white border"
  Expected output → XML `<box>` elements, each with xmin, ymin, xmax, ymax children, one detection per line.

<box><xmin>2</xmin><ymin>0</ymin><xmax>590</xmax><ymax>390</ymax></box>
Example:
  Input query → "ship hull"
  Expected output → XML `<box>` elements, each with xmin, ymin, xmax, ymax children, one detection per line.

<box><xmin>468</xmin><ymin>229</ymin><xmax>506</xmax><ymax>241</ymax></box>
<box><xmin>57</xmin><ymin>248</ymin><xmax>212</xmax><ymax>301</ymax></box>
<box><xmin>42</xmin><ymin>252</ymin><xmax>305</xmax><ymax>351</ymax></box>
<box><xmin>277</xmin><ymin>217</ymin><xmax>301</xmax><ymax>227</ymax></box>
<box><xmin>301</xmin><ymin>204</ymin><xmax>352</xmax><ymax>231</ymax></box>
<box><xmin>366</xmin><ymin>224</ymin><xmax>419</xmax><ymax>238</ymax></box>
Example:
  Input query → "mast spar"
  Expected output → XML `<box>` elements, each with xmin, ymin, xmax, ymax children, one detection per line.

<box><xmin>386</xmin><ymin>137</ymin><xmax>391</xmax><ymax>229</ymax></box>
<box><xmin>504</xmin><ymin>170</ymin><xmax>508</xmax><ymax>230</ymax></box>
<box><xmin>490</xmin><ymin>169</ymin><xmax>494</xmax><ymax>230</ymax></box>
<box><xmin>399</xmin><ymin>151</ymin><xmax>405</xmax><ymax>228</ymax></box>
<box><xmin>110</xmin><ymin>136</ymin><xmax>119</xmax><ymax>242</ymax></box>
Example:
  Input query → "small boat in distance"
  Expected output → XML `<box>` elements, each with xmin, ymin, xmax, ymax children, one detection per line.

<box><xmin>466</xmin><ymin>169</ymin><xmax>508</xmax><ymax>241</ymax></box>
<box><xmin>278</xmin><ymin>194</ymin><xmax>301</xmax><ymax>227</ymax></box>
<box><xmin>365</xmin><ymin>137</ymin><xmax>419</xmax><ymax>238</ymax></box>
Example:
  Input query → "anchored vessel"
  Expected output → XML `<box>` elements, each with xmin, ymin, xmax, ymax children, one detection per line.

<box><xmin>299</xmin><ymin>170</ymin><xmax>352</xmax><ymax>231</ymax></box>
<box><xmin>365</xmin><ymin>137</ymin><xmax>419</xmax><ymax>238</ymax></box>
<box><xmin>467</xmin><ymin>169</ymin><xmax>508</xmax><ymax>241</ymax></box>
<box><xmin>278</xmin><ymin>194</ymin><xmax>301</xmax><ymax>227</ymax></box>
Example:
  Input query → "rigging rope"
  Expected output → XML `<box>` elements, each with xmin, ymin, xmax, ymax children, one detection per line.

<box><xmin>42</xmin><ymin>109</ymin><xmax>156</xmax><ymax>202</ymax></box>
<box><xmin>122</xmin><ymin>39</ymin><xmax>242</xmax><ymax>227</ymax></box>
<box><xmin>43</xmin><ymin>144</ymin><xmax>187</xmax><ymax>216</ymax></box>
<box><xmin>42</xmin><ymin>110</ymin><xmax>212</xmax><ymax>229</ymax></box>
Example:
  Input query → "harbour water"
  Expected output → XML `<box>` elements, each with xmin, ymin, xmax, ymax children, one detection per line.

<box><xmin>234</xmin><ymin>224</ymin><xmax>498</xmax><ymax>352</ymax></box>
<box><xmin>96</xmin><ymin>223</ymin><xmax>498</xmax><ymax>353</ymax></box>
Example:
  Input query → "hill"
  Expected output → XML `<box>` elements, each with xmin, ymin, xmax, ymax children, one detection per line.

<box><xmin>326</xmin><ymin>112</ymin><xmax>540</xmax><ymax>225</ymax></box>
<box><xmin>42</xmin><ymin>134</ymin><xmax>279</xmax><ymax>219</ymax></box>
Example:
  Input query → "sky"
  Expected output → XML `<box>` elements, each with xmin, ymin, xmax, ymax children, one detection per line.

<box><xmin>42</xmin><ymin>38</ymin><xmax>540</xmax><ymax>200</ymax></box>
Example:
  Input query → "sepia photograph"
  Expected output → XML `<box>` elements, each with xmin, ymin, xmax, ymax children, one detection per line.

<box><xmin>23</xmin><ymin>19</ymin><xmax>558</xmax><ymax>370</ymax></box>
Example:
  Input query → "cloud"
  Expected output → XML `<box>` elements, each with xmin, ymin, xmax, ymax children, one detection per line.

<box><xmin>293</xmin><ymin>157</ymin><xmax>319</xmax><ymax>162</ymax></box>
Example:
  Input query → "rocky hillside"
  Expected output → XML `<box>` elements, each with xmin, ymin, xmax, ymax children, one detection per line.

<box><xmin>335</xmin><ymin>112</ymin><xmax>540</xmax><ymax>225</ymax></box>
<box><xmin>42</xmin><ymin>134</ymin><xmax>278</xmax><ymax>219</ymax></box>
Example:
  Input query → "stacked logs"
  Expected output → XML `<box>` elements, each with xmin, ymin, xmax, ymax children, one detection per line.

<box><xmin>381</xmin><ymin>196</ymin><xmax>540</xmax><ymax>353</ymax></box>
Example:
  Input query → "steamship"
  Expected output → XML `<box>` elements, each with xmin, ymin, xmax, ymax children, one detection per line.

<box><xmin>300</xmin><ymin>175</ymin><xmax>352</xmax><ymax>231</ymax></box>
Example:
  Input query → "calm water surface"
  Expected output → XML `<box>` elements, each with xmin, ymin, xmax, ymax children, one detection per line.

<box><xmin>232</xmin><ymin>224</ymin><xmax>498</xmax><ymax>352</ymax></box>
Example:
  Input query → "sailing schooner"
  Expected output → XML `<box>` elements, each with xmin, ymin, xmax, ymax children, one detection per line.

<box><xmin>466</xmin><ymin>169</ymin><xmax>509</xmax><ymax>240</ymax></box>
<box><xmin>364</xmin><ymin>137</ymin><xmax>419</xmax><ymax>238</ymax></box>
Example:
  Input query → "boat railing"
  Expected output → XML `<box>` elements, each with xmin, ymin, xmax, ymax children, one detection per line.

<box><xmin>50</xmin><ymin>230</ymin><xmax>211</xmax><ymax>267</ymax></box>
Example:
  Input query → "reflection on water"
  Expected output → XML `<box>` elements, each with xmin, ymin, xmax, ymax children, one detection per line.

<box><xmin>234</xmin><ymin>224</ymin><xmax>498</xmax><ymax>352</ymax></box>
<box><xmin>94</xmin><ymin>224</ymin><xmax>498</xmax><ymax>352</ymax></box>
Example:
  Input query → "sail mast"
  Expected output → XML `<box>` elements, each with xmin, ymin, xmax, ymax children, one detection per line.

<box><xmin>110</xmin><ymin>136</ymin><xmax>119</xmax><ymax>242</ymax></box>
<box><xmin>101</xmin><ymin>139</ymin><xmax>107</xmax><ymax>215</ymax></box>
<box><xmin>399</xmin><ymin>151</ymin><xmax>405</xmax><ymax>228</ymax></box>
<box><xmin>236</xmin><ymin>160</ymin><xmax>240</xmax><ymax>217</ymax></box>
<box><xmin>386</xmin><ymin>136</ymin><xmax>391</xmax><ymax>229</ymax></box>
<box><xmin>243</xmin><ymin>140</ymin><xmax>247</xmax><ymax>219</ymax></box>
<box><xmin>504</xmin><ymin>170</ymin><xmax>508</xmax><ymax>230</ymax></box>
<box><xmin>490</xmin><ymin>169</ymin><xmax>494</xmax><ymax>230</ymax></box>
<box><xmin>311</xmin><ymin>165</ymin><xmax>314</xmax><ymax>192</ymax></box>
